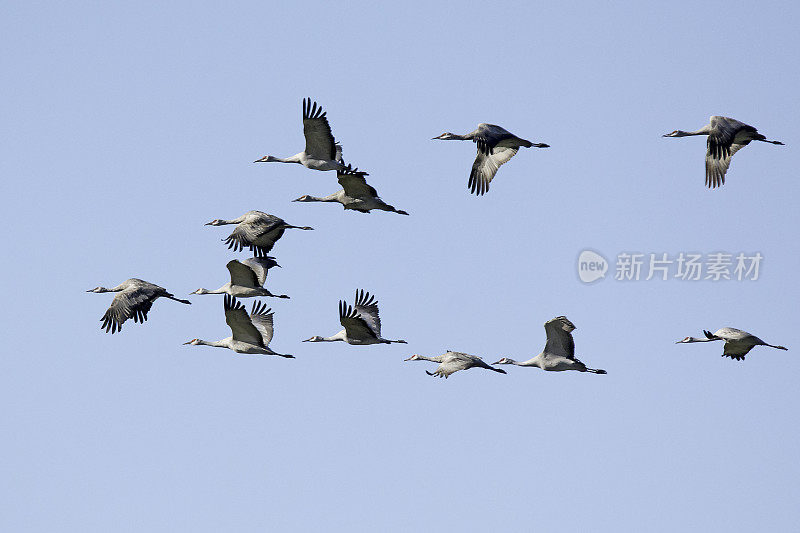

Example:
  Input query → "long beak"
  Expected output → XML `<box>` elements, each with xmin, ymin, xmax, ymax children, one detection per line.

<box><xmin>182</xmin><ymin>341</ymin><xmax>193</xmax><ymax>345</ymax></box>
<box><xmin>403</xmin><ymin>356</ymin><xmax>414</xmax><ymax>361</ymax></box>
<box><xmin>254</xmin><ymin>156</ymin><xmax>268</xmax><ymax>163</ymax></box>
<box><xmin>204</xmin><ymin>222</ymin><xmax>214</xmax><ymax>226</ymax></box>
<box><xmin>492</xmin><ymin>360</ymin><xmax>502</xmax><ymax>365</ymax></box>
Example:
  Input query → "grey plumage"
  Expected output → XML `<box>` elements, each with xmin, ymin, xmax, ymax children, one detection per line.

<box><xmin>493</xmin><ymin>316</ymin><xmax>607</xmax><ymax>374</ymax></box>
<box><xmin>87</xmin><ymin>278</ymin><xmax>191</xmax><ymax>334</ymax></box>
<box><xmin>303</xmin><ymin>289</ymin><xmax>407</xmax><ymax>345</ymax></box>
<box><xmin>677</xmin><ymin>327</ymin><xmax>788</xmax><ymax>361</ymax></box>
<box><xmin>293</xmin><ymin>164</ymin><xmax>409</xmax><ymax>215</ymax></box>
<box><xmin>405</xmin><ymin>351</ymin><xmax>507</xmax><ymax>378</ymax></box>
<box><xmin>663</xmin><ymin>116</ymin><xmax>784</xmax><ymax>188</ymax></box>
<box><xmin>205</xmin><ymin>210</ymin><xmax>313</xmax><ymax>257</ymax></box>
<box><xmin>433</xmin><ymin>123</ymin><xmax>549</xmax><ymax>196</ymax></box>
<box><xmin>183</xmin><ymin>295</ymin><xmax>292</xmax><ymax>358</ymax></box>
<box><xmin>253</xmin><ymin>98</ymin><xmax>347</xmax><ymax>171</ymax></box>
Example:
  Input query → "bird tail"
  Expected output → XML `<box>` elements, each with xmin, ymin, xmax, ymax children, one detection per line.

<box><xmin>767</xmin><ymin>344</ymin><xmax>788</xmax><ymax>351</ymax></box>
<box><xmin>166</xmin><ymin>295</ymin><xmax>192</xmax><ymax>304</ymax></box>
<box><xmin>490</xmin><ymin>367</ymin><xmax>507</xmax><ymax>374</ymax></box>
<box><xmin>586</xmin><ymin>368</ymin><xmax>607</xmax><ymax>374</ymax></box>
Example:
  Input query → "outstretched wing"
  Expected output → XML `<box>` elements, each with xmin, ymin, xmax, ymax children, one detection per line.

<box><xmin>543</xmin><ymin>316</ymin><xmax>577</xmax><ymax>359</ymax></box>
<box><xmin>240</xmin><ymin>257</ymin><xmax>279</xmax><ymax>286</ymax></box>
<box><xmin>224</xmin><ymin>215</ymin><xmax>283</xmax><ymax>256</ymax></box>
<box><xmin>227</xmin><ymin>259</ymin><xmax>260</xmax><ymax>288</ymax></box>
<box><xmin>473</xmin><ymin>123</ymin><xmax>515</xmax><ymax>155</ymax></box>
<box><xmin>705</xmin><ymin>116</ymin><xmax>753</xmax><ymax>188</ymax></box>
<box><xmin>468</xmin><ymin>146</ymin><xmax>518</xmax><ymax>196</ymax></box>
<box><xmin>249</xmin><ymin>300</ymin><xmax>275</xmax><ymax>347</ymax></box>
<box><xmin>722</xmin><ymin>342</ymin><xmax>754</xmax><ymax>361</ymax></box>
<box><xmin>224</xmin><ymin>295</ymin><xmax>263</xmax><ymax>346</ymax></box>
<box><xmin>101</xmin><ymin>285</ymin><xmax>158</xmax><ymax>333</ymax></box>
<box><xmin>337</xmin><ymin>165</ymin><xmax>376</xmax><ymax>198</ymax></box>
<box><xmin>303</xmin><ymin>98</ymin><xmax>337</xmax><ymax>161</ymax></box>
<box><xmin>339</xmin><ymin>300</ymin><xmax>377</xmax><ymax>341</ymax></box>
<box><xmin>352</xmin><ymin>289</ymin><xmax>381</xmax><ymax>336</ymax></box>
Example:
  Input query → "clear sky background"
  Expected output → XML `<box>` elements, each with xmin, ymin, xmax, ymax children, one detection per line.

<box><xmin>2</xmin><ymin>2</ymin><xmax>799</xmax><ymax>531</ymax></box>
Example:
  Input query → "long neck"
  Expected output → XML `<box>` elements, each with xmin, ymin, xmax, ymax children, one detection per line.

<box><xmin>678</xmin><ymin>126</ymin><xmax>711</xmax><ymax>137</ymax></box>
<box><xmin>686</xmin><ymin>337</ymin><xmax>716</xmax><ymax>343</ymax></box>
<box><xmin>198</xmin><ymin>339</ymin><xmax>230</xmax><ymax>348</ymax></box>
<box><xmin>419</xmin><ymin>354</ymin><xmax>446</xmax><ymax>363</ymax></box>
<box><xmin>306</xmin><ymin>194</ymin><xmax>338</xmax><ymax>203</ymax></box>
<box><xmin>217</xmin><ymin>216</ymin><xmax>245</xmax><ymax>225</ymax></box>
<box><xmin>197</xmin><ymin>285</ymin><xmax>228</xmax><ymax>295</ymax></box>
<box><xmin>311</xmin><ymin>331</ymin><xmax>347</xmax><ymax>342</ymax></box>
<box><xmin>270</xmin><ymin>153</ymin><xmax>303</xmax><ymax>163</ymax></box>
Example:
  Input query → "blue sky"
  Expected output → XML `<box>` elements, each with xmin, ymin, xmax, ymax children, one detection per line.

<box><xmin>2</xmin><ymin>2</ymin><xmax>799</xmax><ymax>531</ymax></box>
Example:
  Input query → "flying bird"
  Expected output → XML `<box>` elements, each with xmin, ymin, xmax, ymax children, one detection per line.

<box><xmin>293</xmin><ymin>163</ymin><xmax>408</xmax><ymax>215</ymax></box>
<box><xmin>184</xmin><ymin>295</ymin><xmax>292</xmax><ymax>358</ymax></box>
<box><xmin>254</xmin><ymin>98</ymin><xmax>350</xmax><ymax>171</ymax></box>
<box><xmin>404</xmin><ymin>351</ymin><xmax>506</xmax><ymax>378</ymax></box>
<box><xmin>191</xmin><ymin>257</ymin><xmax>289</xmax><ymax>298</ymax></box>
<box><xmin>87</xmin><ymin>278</ymin><xmax>191</xmax><ymax>334</ymax></box>
<box><xmin>493</xmin><ymin>316</ymin><xmax>606</xmax><ymax>374</ymax></box>
<box><xmin>676</xmin><ymin>327</ymin><xmax>787</xmax><ymax>361</ymax></box>
<box><xmin>303</xmin><ymin>289</ymin><xmax>407</xmax><ymax>345</ymax></box>
<box><xmin>205</xmin><ymin>210</ymin><xmax>313</xmax><ymax>257</ymax></box>
<box><xmin>663</xmin><ymin>116</ymin><xmax>784</xmax><ymax>188</ymax></box>
<box><xmin>433</xmin><ymin>123</ymin><xmax>549</xmax><ymax>195</ymax></box>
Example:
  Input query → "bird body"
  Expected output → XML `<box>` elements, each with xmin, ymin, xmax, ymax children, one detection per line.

<box><xmin>405</xmin><ymin>351</ymin><xmax>506</xmax><ymax>378</ymax></box>
<box><xmin>87</xmin><ymin>278</ymin><xmax>191</xmax><ymax>333</ymax></box>
<box><xmin>304</xmin><ymin>289</ymin><xmax>407</xmax><ymax>345</ymax></box>
<box><xmin>191</xmin><ymin>257</ymin><xmax>289</xmax><ymax>299</ymax></box>
<box><xmin>205</xmin><ymin>210</ymin><xmax>313</xmax><ymax>257</ymax></box>
<box><xmin>676</xmin><ymin>327</ymin><xmax>787</xmax><ymax>361</ymax></box>
<box><xmin>494</xmin><ymin>316</ymin><xmax>606</xmax><ymax>374</ymax></box>
<box><xmin>663</xmin><ymin>116</ymin><xmax>783</xmax><ymax>188</ymax></box>
<box><xmin>294</xmin><ymin>164</ymin><xmax>408</xmax><ymax>215</ymax></box>
<box><xmin>254</xmin><ymin>98</ymin><xmax>347</xmax><ymax>171</ymax></box>
<box><xmin>433</xmin><ymin>123</ymin><xmax>549</xmax><ymax>195</ymax></box>
<box><xmin>184</xmin><ymin>295</ymin><xmax>292</xmax><ymax>358</ymax></box>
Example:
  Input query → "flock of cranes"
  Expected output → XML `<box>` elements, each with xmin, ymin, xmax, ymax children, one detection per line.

<box><xmin>88</xmin><ymin>98</ymin><xmax>789</xmax><ymax>377</ymax></box>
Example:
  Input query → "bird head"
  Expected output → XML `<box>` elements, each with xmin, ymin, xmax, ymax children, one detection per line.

<box><xmin>254</xmin><ymin>155</ymin><xmax>277</xmax><ymax>163</ymax></box>
<box><xmin>663</xmin><ymin>130</ymin><xmax>688</xmax><ymax>138</ymax></box>
<box><xmin>492</xmin><ymin>357</ymin><xmax>514</xmax><ymax>365</ymax></box>
<box><xmin>190</xmin><ymin>288</ymin><xmax>209</xmax><ymax>295</ymax></box>
<box><xmin>204</xmin><ymin>219</ymin><xmax>224</xmax><ymax>226</ymax></box>
<box><xmin>432</xmin><ymin>132</ymin><xmax>458</xmax><ymax>140</ymax></box>
<box><xmin>303</xmin><ymin>336</ymin><xmax>323</xmax><ymax>342</ymax></box>
<box><xmin>675</xmin><ymin>336</ymin><xmax>694</xmax><ymax>344</ymax></box>
<box><xmin>404</xmin><ymin>354</ymin><xmax>422</xmax><ymax>362</ymax></box>
<box><xmin>86</xmin><ymin>286</ymin><xmax>108</xmax><ymax>293</ymax></box>
<box><xmin>183</xmin><ymin>339</ymin><xmax>201</xmax><ymax>345</ymax></box>
<box><xmin>293</xmin><ymin>195</ymin><xmax>314</xmax><ymax>202</ymax></box>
